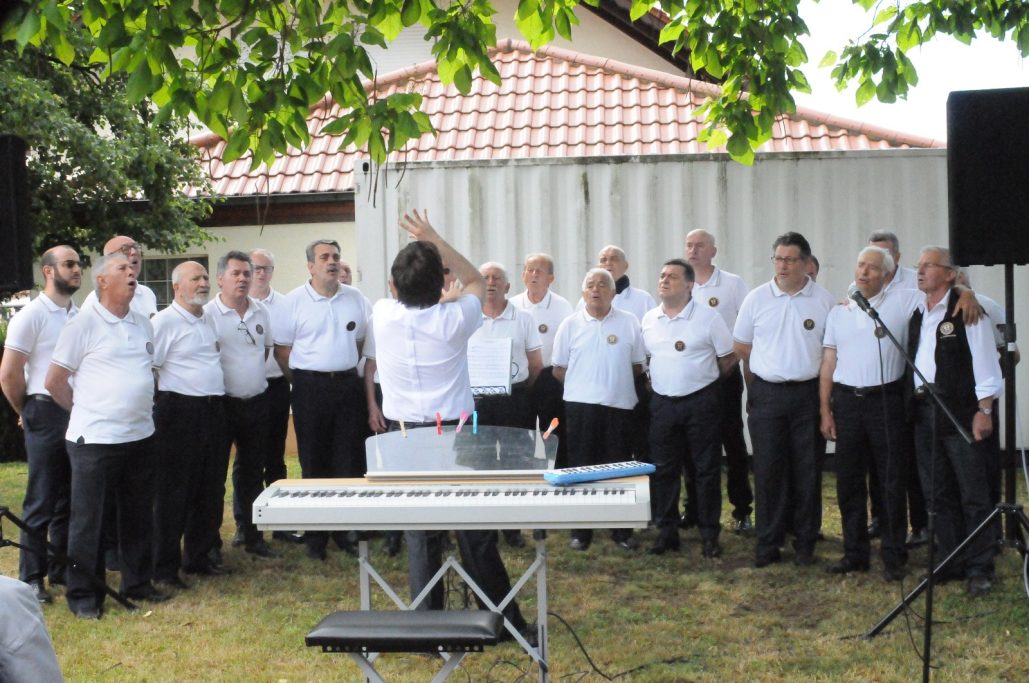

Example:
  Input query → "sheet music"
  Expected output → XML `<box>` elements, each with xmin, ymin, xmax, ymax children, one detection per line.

<box><xmin>468</xmin><ymin>336</ymin><xmax>512</xmax><ymax>396</ymax></box>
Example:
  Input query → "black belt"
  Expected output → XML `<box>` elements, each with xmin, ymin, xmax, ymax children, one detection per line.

<box><xmin>267</xmin><ymin>375</ymin><xmax>289</xmax><ymax>385</ymax></box>
<box><xmin>755</xmin><ymin>376</ymin><xmax>817</xmax><ymax>387</ymax></box>
<box><xmin>653</xmin><ymin>380</ymin><xmax>718</xmax><ymax>402</ymax></box>
<box><xmin>156</xmin><ymin>391</ymin><xmax>225</xmax><ymax>404</ymax></box>
<box><xmin>293</xmin><ymin>368</ymin><xmax>357</xmax><ymax>379</ymax></box>
<box><xmin>27</xmin><ymin>394</ymin><xmax>54</xmax><ymax>403</ymax></box>
<box><xmin>834</xmin><ymin>378</ymin><xmax>905</xmax><ymax>398</ymax></box>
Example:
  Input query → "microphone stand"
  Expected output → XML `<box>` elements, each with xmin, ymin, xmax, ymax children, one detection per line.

<box><xmin>851</xmin><ymin>291</ymin><xmax>972</xmax><ymax>683</ymax></box>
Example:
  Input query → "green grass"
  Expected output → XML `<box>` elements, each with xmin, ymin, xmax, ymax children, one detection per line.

<box><xmin>2</xmin><ymin>459</ymin><xmax>1028</xmax><ymax>682</ymax></box>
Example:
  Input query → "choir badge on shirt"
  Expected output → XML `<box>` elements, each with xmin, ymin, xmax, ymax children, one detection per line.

<box><xmin>709</xmin><ymin>297</ymin><xmax>719</xmax><ymax>307</ymax></box>
<box><xmin>939</xmin><ymin>321</ymin><xmax>955</xmax><ymax>338</ymax></box>
<box><xmin>803</xmin><ymin>318</ymin><xmax>815</xmax><ymax>330</ymax></box>
<box><xmin>255</xmin><ymin>324</ymin><xmax>264</xmax><ymax>335</ymax></box>
<box><xmin>539</xmin><ymin>323</ymin><xmax>548</xmax><ymax>334</ymax></box>
<box><xmin>347</xmin><ymin>321</ymin><xmax>356</xmax><ymax>331</ymax></box>
<box><xmin>146</xmin><ymin>341</ymin><xmax>154</xmax><ymax>355</ymax></box>
<box><xmin>607</xmin><ymin>334</ymin><xmax>618</xmax><ymax>345</ymax></box>
<box><xmin>674</xmin><ymin>340</ymin><xmax>686</xmax><ymax>352</ymax></box>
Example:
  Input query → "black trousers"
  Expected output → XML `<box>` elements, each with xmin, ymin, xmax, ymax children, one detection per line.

<box><xmin>152</xmin><ymin>392</ymin><xmax>227</xmax><ymax>580</ymax></box>
<box><xmin>475</xmin><ymin>384</ymin><xmax>534</xmax><ymax>430</ymax></box>
<box><xmin>66</xmin><ymin>437</ymin><xmax>155</xmax><ymax>612</ymax></box>
<box><xmin>292</xmin><ymin>369</ymin><xmax>364</xmax><ymax>553</ymax></box>
<box><xmin>747</xmin><ymin>377</ymin><xmax>821</xmax><ymax>560</ymax></box>
<box><xmin>913</xmin><ymin>401</ymin><xmax>995</xmax><ymax>578</ymax></box>
<box><xmin>831</xmin><ymin>384</ymin><xmax>909</xmax><ymax>569</ymax></box>
<box><xmin>531</xmin><ymin>368</ymin><xmax>567</xmax><ymax>467</ymax></box>
<box><xmin>650</xmin><ymin>384</ymin><xmax>721</xmax><ymax>542</ymax></box>
<box><xmin>263</xmin><ymin>376</ymin><xmax>291</xmax><ymax>486</ymax></box>
<box><xmin>869</xmin><ymin>426</ymin><xmax>928</xmax><ymax>532</ymax></box>
<box><xmin>564</xmin><ymin>401</ymin><xmax>634</xmax><ymax>545</ymax></box>
<box><xmin>18</xmin><ymin>396</ymin><xmax>71</xmax><ymax>585</ymax></box>
<box><xmin>225</xmin><ymin>392</ymin><xmax>270</xmax><ymax>545</ymax></box>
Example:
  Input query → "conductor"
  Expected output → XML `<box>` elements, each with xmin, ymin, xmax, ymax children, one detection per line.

<box><xmin>372</xmin><ymin>209</ymin><xmax>533</xmax><ymax>641</ymax></box>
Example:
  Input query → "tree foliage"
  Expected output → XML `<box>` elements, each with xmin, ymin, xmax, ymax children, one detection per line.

<box><xmin>4</xmin><ymin>1</ymin><xmax>1027</xmax><ymax>166</ymax></box>
<box><xmin>0</xmin><ymin>35</ymin><xmax>213</xmax><ymax>260</ymax></box>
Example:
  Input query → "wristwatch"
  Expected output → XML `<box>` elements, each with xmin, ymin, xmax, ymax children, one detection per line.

<box><xmin>979</xmin><ymin>406</ymin><xmax>993</xmax><ymax>416</ymax></box>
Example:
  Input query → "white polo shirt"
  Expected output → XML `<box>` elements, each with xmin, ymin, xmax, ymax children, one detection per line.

<box><xmin>4</xmin><ymin>293</ymin><xmax>78</xmax><ymax>396</ymax></box>
<box><xmin>914</xmin><ymin>291</ymin><xmax>1003</xmax><ymax>400</ymax></box>
<box><xmin>152</xmin><ymin>302</ymin><xmax>225</xmax><ymax>396</ymax></box>
<box><xmin>373</xmin><ymin>294</ymin><xmax>482</xmax><ymax>422</ymax></box>
<box><xmin>552</xmin><ymin>307</ymin><xmax>644</xmax><ymax>410</ymax></box>
<box><xmin>692</xmin><ymin>267</ymin><xmax>749</xmax><ymax>330</ymax></box>
<box><xmin>576</xmin><ymin>284</ymin><xmax>657</xmax><ymax>323</ymax></box>
<box><xmin>509</xmin><ymin>289</ymin><xmax>573</xmax><ymax>367</ymax></box>
<box><xmin>204</xmin><ymin>295</ymin><xmax>272</xmax><ymax>399</ymax></box>
<box><xmin>51</xmin><ymin>304</ymin><xmax>155</xmax><ymax>444</ymax></box>
<box><xmin>824</xmin><ymin>287</ymin><xmax>922</xmax><ymax>386</ymax></box>
<box><xmin>889</xmin><ymin>265</ymin><xmax>918</xmax><ymax>291</ymax></box>
<box><xmin>277</xmin><ymin>282</ymin><xmax>366</xmax><ymax>372</ymax></box>
<box><xmin>642</xmin><ymin>299</ymin><xmax>733</xmax><ymax>397</ymax></box>
<box><xmin>81</xmin><ymin>283</ymin><xmax>158</xmax><ymax>319</ymax></box>
<box><xmin>470</xmin><ymin>302</ymin><xmax>542</xmax><ymax>385</ymax></box>
<box><xmin>734</xmin><ymin>277</ymin><xmax>836</xmax><ymax>382</ymax></box>
<box><xmin>256</xmin><ymin>289</ymin><xmax>288</xmax><ymax>379</ymax></box>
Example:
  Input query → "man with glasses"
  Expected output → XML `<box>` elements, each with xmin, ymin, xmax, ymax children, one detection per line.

<box><xmin>81</xmin><ymin>236</ymin><xmax>157</xmax><ymax>318</ymax></box>
<box><xmin>204</xmin><ymin>251</ymin><xmax>277</xmax><ymax>562</ymax></box>
<box><xmin>274</xmin><ymin>239</ymin><xmax>368</xmax><ymax>561</ymax></box>
<box><xmin>1</xmin><ymin>246</ymin><xmax>82</xmax><ymax>604</ymax></box>
<box><xmin>733</xmin><ymin>232</ymin><xmax>835</xmax><ymax>569</ymax></box>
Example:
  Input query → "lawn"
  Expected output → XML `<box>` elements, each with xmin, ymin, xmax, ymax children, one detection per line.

<box><xmin>1</xmin><ymin>458</ymin><xmax>1027</xmax><ymax>682</ymax></box>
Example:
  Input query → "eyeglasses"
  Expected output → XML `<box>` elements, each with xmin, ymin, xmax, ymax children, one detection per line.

<box><xmin>237</xmin><ymin>321</ymin><xmax>256</xmax><ymax>345</ymax></box>
<box><xmin>253</xmin><ymin>265</ymin><xmax>274</xmax><ymax>274</ymax></box>
<box><xmin>917</xmin><ymin>262</ymin><xmax>953</xmax><ymax>271</ymax></box>
<box><xmin>770</xmin><ymin>256</ymin><xmax>803</xmax><ymax>265</ymax></box>
<box><xmin>56</xmin><ymin>260</ymin><xmax>81</xmax><ymax>269</ymax></box>
<box><xmin>107</xmin><ymin>243</ymin><xmax>143</xmax><ymax>257</ymax></box>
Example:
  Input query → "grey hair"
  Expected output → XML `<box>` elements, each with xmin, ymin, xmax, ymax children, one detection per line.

<box><xmin>249</xmin><ymin>248</ymin><xmax>275</xmax><ymax>266</ymax></box>
<box><xmin>919</xmin><ymin>245</ymin><xmax>954</xmax><ymax>268</ymax></box>
<box><xmin>868</xmin><ymin>231</ymin><xmax>900</xmax><ymax>252</ymax></box>
<box><xmin>523</xmin><ymin>253</ymin><xmax>555</xmax><ymax>274</ymax></box>
<box><xmin>479</xmin><ymin>261</ymin><xmax>508</xmax><ymax>281</ymax></box>
<box><xmin>306</xmin><ymin>239</ymin><xmax>340</xmax><ymax>263</ymax></box>
<box><xmin>582</xmin><ymin>267</ymin><xmax>615</xmax><ymax>291</ymax></box>
<box><xmin>685</xmin><ymin>229</ymin><xmax>716</xmax><ymax>247</ymax></box>
<box><xmin>858</xmin><ymin>246</ymin><xmax>896</xmax><ymax>275</ymax></box>
<box><xmin>92</xmin><ymin>253</ymin><xmax>128</xmax><ymax>291</ymax></box>
<box><xmin>216</xmin><ymin>250</ymin><xmax>252</xmax><ymax>276</ymax></box>
<box><xmin>598</xmin><ymin>245</ymin><xmax>626</xmax><ymax>261</ymax></box>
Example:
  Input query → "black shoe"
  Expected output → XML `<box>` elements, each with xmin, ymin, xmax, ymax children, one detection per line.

<box><xmin>794</xmin><ymin>551</ymin><xmax>817</xmax><ymax>567</ymax></box>
<box><xmin>966</xmin><ymin>574</ymin><xmax>992</xmax><ymax>597</ymax></box>
<box><xmin>569</xmin><ymin>538</ymin><xmax>589</xmax><ymax>551</ymax></box>
<box><xmin>125</xmin><ymin>585</ymin><xmax>171</xmax><ymax>603</ymax></box>
<box><xmin>245</xmin><ymin>540</ymin><xmax>280</xmax><ymax>559</ymax></box>
<box><xmin>28</xmin><ymin>580</ymin><xmax>53</xmax><ymax>604</ymax></box>
<box><xmin>702</xmin><ymin>540</ymin><xmax>722</xmax><ymax>559</ymax></box>
<box><xmin>615</xmin><ymin>536</ymin><xmax>640</xmax><ymax>551</ymax></box>
<box><xmin>183</xmin><ymin>562</ymin><xmax>231</xmax><ymax>577</ymax></box>
<box><xmin>826</xmin><ymin>557</ymin><xmax>869</xmax><ymax>575</ymax></box>
<box><xmin>867</xmin><ymin>518</ymin><xmax>881</xmax><ymax>539</ymax></box>
<box><xmin>333</xmin><ymin>532</ymin><xmax>359</xmax><ymax>557</ymax></box>
<box><xmin>754</xmin><ymin>550</ymin><xmax>782</xmax><ymax>568</ymax></box>
<box><xmin>679</xmin><ymin>513</ymin><xmax>697</xmax><ymax>530</ymax></box>
<box><xmin>272</xmin><ymin>530</ymin><xmax>305</xmax><ymax>544</ymax></box>
<box><xmin>918</xmin><ymin>569</ymin><xmax>963</xmax><ymax>585</ymax></box>
<box><xmin>882</xmin><ymin>565</ymin><xmax>907</xmax><ymax>582</ymax></box>
<box><xmin>207</xmin><ymin>547</ymin><xmax>223</xmax><ymax>568</ymax></box>
<box><xmin>231</xmin><ymin>529</ymin><xmax>246</xmax><ymax>547</ymax></box>
<box><xmin>649</xmin><ymin>535</ymin><xmax>681</xmax><ymax>555</ymax></box>
<box><xmin>382</xmin><ymin>534</ymin><xmax>402</xmax><ymax>557</ymax></box>
<box><xmin>905</xmin><ymin>528</ymin><xmax>929</xmax><ymax>547</ymax></box>
<box><xmin>503</xmin><ymin>530</ymin><xmax>526</xmax><ymax>548</ymax></box>
<box><xmin>73</xmin><ymin>606</ymin><xmax>102</xmax><ymax>620</ymax></box>
<box><xmin>732</xmin><ymin>516</ymin><xmax>753</xmax><ymax>534</ymax></box>
<box><xmin>105</xmin><ymin>549</ymin><xmax>121</xmax><ymax>573</ymax></box>
<box><xmin>500</xmin><ymin>622</ymin><xmax>539</xmax><ymax>649</ymax></box>
<box><xmin>155</xmin><ymin>576</ymin><xmax>190</xmax><ymax>590</ymax></box>
<box><xmin>48</xmin><ymin>571</ymin><xmax>67</xmax><ymax>587</ymax></box>
<box><xmin>306</xmin><ymin>545</ymin><xmax>328</xmax><ymax>561</ymax></box>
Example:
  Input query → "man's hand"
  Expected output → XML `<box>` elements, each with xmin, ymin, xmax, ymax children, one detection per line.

<box><xmin>953</xmin><ymin>287</ymin><xmax>984</xmax><ymax>325</ymax></box>
<box><xmin>820</xmin><ymin>412</ymin><xmax>837</xmax><ymax>441</ymax></box>
<box><xmin>972</xmin><ymin>411</ymin><xmax>993</xmax><ymax>441</ymax></box>
<box><xmin>439</xmin><ymin>278</ymin><xmax>463</xmax><ymax>304</ymax></box>
<box><xmin>368</xmin><ymin>402</ymin><xmax>388</xmax><ymax>434</ymax></box>
<box><xmin>399</xmin><ymin>209</ymin><xmax>438</xmax><ymax>242</ymax></box>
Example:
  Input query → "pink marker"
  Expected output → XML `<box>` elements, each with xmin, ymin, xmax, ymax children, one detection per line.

<box><xmin>457</xmin><ymin>411</ymin><xmax>470</xmax><ymax>433</ymax></box>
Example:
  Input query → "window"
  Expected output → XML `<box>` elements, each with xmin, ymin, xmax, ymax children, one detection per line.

<box><xmin>140</xmin><ymin>256</ymin><xmax>209</xmax><ymax>310</ymax></box>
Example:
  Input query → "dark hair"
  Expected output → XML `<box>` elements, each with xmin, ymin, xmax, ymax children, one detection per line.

<box><xmin>772</xmin><ymin>232</ymin><xmax>812</xmax><ymax>258</ymax></box>
<box><xmin>807</xmin><ymin>254</ymin><xmax>820</xmax><ymax>272</ymax></box>
<box><xmin>867</xmin><ymin>230</ymin><xmax>900</xmax><ymax>252</ymax></box>
<box><xmin>662</xmin><ymin>258</ymin><xmax>695</xmax><ymax>282</ymax></box>
<box><xmin>217</xmin><ymin>250</ymin><xmax>252</xmax><ymax>276</ymax></box>
<box><xmin>391</xmin><ymin>241</ymin><xmax>444</xmax><ymax>308</ymax></box>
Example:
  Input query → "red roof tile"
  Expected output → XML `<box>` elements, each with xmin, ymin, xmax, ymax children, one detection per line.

<box><xmin>193</xmin><ymin>39</ymin><xmax>943</xmax><ymax>198</ymax></box>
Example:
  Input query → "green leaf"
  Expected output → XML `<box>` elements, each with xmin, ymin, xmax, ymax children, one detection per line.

<box><xmin>53</xmin><ymin>33</ymin><xmax>75</xmax><ymax>65</ymax></box>
<box><xmin>401</xmin><ymin>0</ymin><xmax>421</xmax><ymax>27</ymax></box>
<box><xmin>517</xmin><ymin>0</ymin><xmax>540</xmax><ymax>22</ymax></box>
<box><xmin>555</xmin><ymin>9</ymin><xmax>571</xmax><ymax>41</ymax></box>
<box><xmin>873</xmin><ymin>6</ymin><xmax>897</xmax><ymax>27</ymax></box>
<box><xmin>15</xmin><ymin>9</ymin><xmax>41</xmax><ymax>49</ymax></box>
<box><xmin>855</xmin><ymin>78</ymin><xmax>876</xmax><ymax>107</ymax></box>
<box><xmin>454</xmin><ymin>64</ymin><xmax>472</xmax><ymax>94</ymax></box>
<box><xmin>818</xmin><ymin>50</ymin><xmax>837</xmax><ymax>69</ymax></box>
<box><xmin>726</xmin><ymin>133</ymin><xmax>755</xmax><ymax>165</ymax></box>
<box><xmin>629</xmin><ymin>1</ymin><xmax>653</xmax><ymax>22</ymax></box>
<box><xmin>126</xmin><ymin>60</ymin><xmax>154</xmax><ymax>104</ymax></box>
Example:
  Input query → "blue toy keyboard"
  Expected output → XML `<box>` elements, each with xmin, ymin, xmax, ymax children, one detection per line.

<box><xmin>543</xmin><ymin>461</ymin><xmax>656</xmax><ymax>486</ymax></box>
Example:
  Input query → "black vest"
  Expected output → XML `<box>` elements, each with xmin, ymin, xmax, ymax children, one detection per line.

<box><xmin>907</xmin><ymin>289</ymin><xmax>978</xmax><ymax>433</ymax></box>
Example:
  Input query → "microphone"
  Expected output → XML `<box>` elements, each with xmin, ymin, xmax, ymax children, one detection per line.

<box><xmin>848</xmin><ymin>285</ymin><xmax>879</xmax><ymax>319</ymax></box>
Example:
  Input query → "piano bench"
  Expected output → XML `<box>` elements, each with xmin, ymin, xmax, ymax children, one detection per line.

<box><xmin>306</xmin><ymin>610</ymin><xmax>504</xmax><ymax>682</ymax></box>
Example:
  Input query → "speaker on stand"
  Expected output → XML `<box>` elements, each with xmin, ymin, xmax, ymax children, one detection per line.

<box><xmin>0</xmin><ymin>135</ymin><xmax>35</xmax><ymax>296</ymax></box>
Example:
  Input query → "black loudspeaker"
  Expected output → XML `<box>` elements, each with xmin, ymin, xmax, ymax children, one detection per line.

<box><xmin>0</xmin><ymin>135</ymin><xmax>35</xmax><ymax>293</ymax></box>
<box><xmin>947</xmin><ymin>87</ymin><xmax>1029</xmax><ymax>267</ymax></box>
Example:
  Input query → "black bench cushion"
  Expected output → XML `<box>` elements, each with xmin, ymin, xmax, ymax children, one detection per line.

<box><xmin>305</xmin><ymin>610</ymin><xmax>505</xmax><ymax>653</ymax></box>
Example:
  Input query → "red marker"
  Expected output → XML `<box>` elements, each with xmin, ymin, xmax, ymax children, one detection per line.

<box><xmin>436</xmin><ymin>412</ymin><xmax>442</xmax><ymax>435</ymax></box>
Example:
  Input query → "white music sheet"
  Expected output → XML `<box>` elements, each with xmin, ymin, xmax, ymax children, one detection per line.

<box><xmin>468</xmin><ymin>336</ymin><xmax>512</xmax><ymax>396</ymax></box>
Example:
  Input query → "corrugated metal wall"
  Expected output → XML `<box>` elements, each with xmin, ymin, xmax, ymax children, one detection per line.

<box><xmin>355</xmin><ymin>149</ymin><xmax>1028</xmax><ymax>444</ymax></box>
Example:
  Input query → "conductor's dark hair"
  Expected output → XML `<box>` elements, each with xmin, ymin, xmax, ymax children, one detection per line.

<box><xmin>662</xmin><ymin>258</ymin><xmax>695</xmax><ymax>282</ymax></box>
<box><xmin>392</xmin><ymin>241</ymin><xmax>444</xmax><ymax>308</ymax></box>
<box><xmin>772</xmin><ymin>231</ymin><xmax>812</xmax><ymax>258</ymax></box>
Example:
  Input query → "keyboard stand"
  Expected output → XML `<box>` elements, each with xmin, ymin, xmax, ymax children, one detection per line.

<box><xmin>356</xmin><ymin>538</ymin><xmax>549</xmax><ymax>682</ymax></box>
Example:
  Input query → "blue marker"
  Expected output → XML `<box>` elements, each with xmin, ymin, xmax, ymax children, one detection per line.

<box><xmin>472</xmin><ymin>411</ymin><xmax>478</xmax><ymax>434</ymax></box>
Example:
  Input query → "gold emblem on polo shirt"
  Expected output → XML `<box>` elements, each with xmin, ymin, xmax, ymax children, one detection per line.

<box><xmin>346</xmin><ymin>321</ymin><xmax>357</xmax><ymax>331</ymax></box>
<box><xmin>607</xmin><ymin>334</ymin><xmax>618</xmax><ymax>345</ymax></box>
<box><xmin>709</xmin><ymin>296</ymin><xmax>719</xmax><ymax>307</ymax></box>
<box><xmin>674</xmin><ymin>340</ymin><xmax>686</xmax><ymax>352</ymax></box>
<box><xmin>874</xmin><ymin>327</ymin><xmax>885</xmax><ymax>339</ymax></box>
<box><xmin>538</xmin><ymin>323</ymin><xmax>548</xmax><ymax>334</ymax></box>
<box><xmin>939</xmin><ymin>321</ymin><xmax>955</xmax><ymax>337</ymax></box>
<box><xmin>255</xmin><ymin>324</ymin><xmax>264</xmax><ymax>335</ymax></box>
<box><xmin>803</xmin><ymin>318</ymin><xmax>815</xmax><ymax>330</ymax></box>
